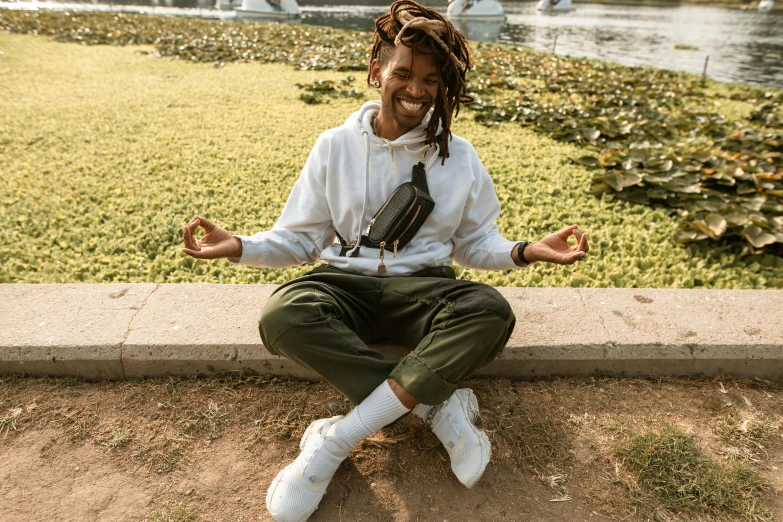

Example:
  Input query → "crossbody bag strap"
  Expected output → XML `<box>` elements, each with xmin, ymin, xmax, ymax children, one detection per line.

<box><xmin>411</xmin><ymin>144</ymin><xmax>433</xmax><ymax>192</ymax></box>
<box><xmin>412</xmin><ymin>162</ymin><xmax>428</xmax><ymax>192</ymax></box>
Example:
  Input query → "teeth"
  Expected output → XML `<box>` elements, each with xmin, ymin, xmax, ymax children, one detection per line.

<box><xmin>400</xmin><ymin>100</ymin><xmax>423</xmax><ymax>112</ymax></box>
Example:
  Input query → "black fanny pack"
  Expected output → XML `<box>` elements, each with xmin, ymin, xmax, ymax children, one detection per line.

<box><xmin>337</xmin><ymin>161</ymin><xmax>435</xmax><ymax>274</ymax></box>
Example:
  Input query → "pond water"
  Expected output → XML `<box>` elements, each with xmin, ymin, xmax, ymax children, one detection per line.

<box><xmin>3</xmin><ymin>0</ymin><xmax>782</xmax><ymax>88</ymax></box>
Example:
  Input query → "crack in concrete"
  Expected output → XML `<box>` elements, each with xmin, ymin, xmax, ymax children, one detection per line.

<box><xmin>119</xmin><ymin>284</ymin><xmax>159</xmax><ymax>378</ymax></box>
<box><xmin>578</xmin><ymin>288</ymin><xmax>617</xmax><ymax>351</ymax></box>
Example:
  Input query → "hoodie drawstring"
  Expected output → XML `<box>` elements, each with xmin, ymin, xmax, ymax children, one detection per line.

<box><xmin>348</xmin><ymin>128</ymin><xmax>373</xmax><ymax>257</ymax></box>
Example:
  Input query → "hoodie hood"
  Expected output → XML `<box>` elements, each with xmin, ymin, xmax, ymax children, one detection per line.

<box><xmin>353</xmin><ymin>100</ymin><xmax>441</xmax><ymax>152</ymax></box>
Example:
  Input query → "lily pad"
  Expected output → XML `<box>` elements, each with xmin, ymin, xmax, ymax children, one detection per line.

<box><xmin>742</xmin><ymin>225</ymin><xmax>778</xmax><ymax>248</ymax></box>
<box><xmin>575</xmin><ymin>156</ymin><xmax>601</xmax><ymax>168</ymax></box>
<box><xmin>705</xmin><ymin>213</ymin><xmax>727</xmax><ymax>238</ymax></box>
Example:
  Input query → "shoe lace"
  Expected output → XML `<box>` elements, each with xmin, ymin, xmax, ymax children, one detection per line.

<box><xmin>422</xmin><ymin>401</ymin><xmax>445</xmax><ymax>427</ymax></box>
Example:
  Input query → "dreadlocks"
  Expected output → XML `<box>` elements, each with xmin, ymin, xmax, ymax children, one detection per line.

<box><xmin>369</xmin><ymin>0</ymin><xmax>473</xmax><ymax>164</ymax></box>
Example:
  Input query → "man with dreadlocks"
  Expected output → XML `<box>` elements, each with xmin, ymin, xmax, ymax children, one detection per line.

<box><xmin>182</xmin><ymin>1</ymin><xmax>588</xmax><ymax>520</ymax></box>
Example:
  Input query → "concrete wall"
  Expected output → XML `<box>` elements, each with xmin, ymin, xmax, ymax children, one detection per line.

<box><xmin>1</xmin><ymin>284</ymin><xmax>781</xmax><ymax>381</ymax></box>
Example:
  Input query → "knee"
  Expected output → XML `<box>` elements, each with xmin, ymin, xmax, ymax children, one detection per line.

<box><xmin>258</xmin><ymin>284</ymin><xmax>325</xmax><ymax>354</ymax></box>
<box><xmin>478</xmin><ymin>307</ymin><xmax>515</xmax><ymax>348</ymax></box>
<box><xmin>439</xmin><ymin>280</ymin><xmax>513</xmax><ymax>322</ymax></box>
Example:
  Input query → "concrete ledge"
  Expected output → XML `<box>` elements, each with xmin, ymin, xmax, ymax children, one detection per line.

<box><xmin>1</xmin><ymin>284</ymin><xmax>781</xmax><ymax>382</ymax></box>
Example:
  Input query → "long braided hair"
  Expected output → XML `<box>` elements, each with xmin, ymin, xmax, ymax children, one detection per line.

<box><xmin>369</xmin><ymin>0</ymin><xmax>473</xmax><ymax>163</ymax></box>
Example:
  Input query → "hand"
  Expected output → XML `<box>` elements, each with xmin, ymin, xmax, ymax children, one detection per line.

<box><xmin>182</xmin><ymin>215</ymin><xmax>242</xmax><ymax>260</ymax></box>
<box><xmin>526</xmin><ymin>224</ymin><xmax>589</xmax><ymax>265</ymax></box>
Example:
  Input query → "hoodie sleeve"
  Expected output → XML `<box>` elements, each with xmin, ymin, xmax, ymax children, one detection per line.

<box><xmin>450</xmin><ymin>149</ymin><xmax>520</xmax><ymax>271</ymax></box>
<box><xmin>231</xmin><ymin>134</ymin><xmax>335</xmax><ymax>268</ymax></box>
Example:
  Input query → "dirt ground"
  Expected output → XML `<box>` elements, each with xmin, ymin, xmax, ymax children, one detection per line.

<box><xmin>0</xmin><ymin>375</ymin><xmax>780</xmax><ymax>522</ymax></box>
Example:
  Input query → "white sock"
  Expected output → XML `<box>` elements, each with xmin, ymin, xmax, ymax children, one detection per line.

<box><xmin>333</xmin><ymin>381</ymin><xmax>411</xmax><ymax>448</ymax></box>
<box><xmin>412</xmin><ymin>403</ymin><xmax>434</xmax><ymax>420</ymax></box>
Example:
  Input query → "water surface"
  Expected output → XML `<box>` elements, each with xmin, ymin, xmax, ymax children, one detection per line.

<box><xmin>3</xmin><ymin>0</ymin><xmax>782</xmax><ymax>87</ymax></box>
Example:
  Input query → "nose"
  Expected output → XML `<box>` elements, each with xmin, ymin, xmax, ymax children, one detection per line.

<box><xmin>406</xmin><ymin>77</ymin><xmax>427</xmax><ymax>100</ymax></box>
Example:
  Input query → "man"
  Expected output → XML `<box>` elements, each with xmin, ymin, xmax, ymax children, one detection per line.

<box><xmin>182</xmin><ymin>2</ymin><xmax>588</xmax><ymax>520</ymax></box>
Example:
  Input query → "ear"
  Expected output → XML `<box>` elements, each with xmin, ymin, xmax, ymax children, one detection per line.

<box><xmin>369</xmin><ymin>58</ymin><xmax>381</xmax><ymax>83</ymax></box>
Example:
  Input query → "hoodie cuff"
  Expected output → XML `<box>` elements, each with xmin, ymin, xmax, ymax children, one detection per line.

<box><xmin>228</xmin><ymin>235</ymin><xmax>260</xmax><ymax>265</ymax></box>
<box><xmin>491</xmin><ymin>238</ymin><xmax>523</xmax><ymax>271</ymax></box>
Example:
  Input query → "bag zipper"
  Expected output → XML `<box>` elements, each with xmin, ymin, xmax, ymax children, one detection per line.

<box><xmin>398</xmin><ymin>199</ymin><xmax>433</xmax><ymax>247</ymax></box>
<box><xmin>395</xmin><ymin>206</ymin><xmax>421</xmax><ymax>250</ymax></box>
<box><xmin>377</xmin><ymin>241</ymin><xmax>387</xmax><ymax>274</ymax></box>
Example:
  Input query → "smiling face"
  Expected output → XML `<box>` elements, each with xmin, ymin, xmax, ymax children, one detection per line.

<box><xmin>370</xmin><ymin>43</ymin><xmax>440</xmax><ymax>141</ymax></box>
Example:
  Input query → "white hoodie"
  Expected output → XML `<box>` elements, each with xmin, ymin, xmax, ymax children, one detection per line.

<box><xmin>233</xmin><ymin>100</ymin><xmax>519</xmax><ymax>276</ymax></box>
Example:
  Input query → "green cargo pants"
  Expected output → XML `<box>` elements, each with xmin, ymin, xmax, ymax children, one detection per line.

<box><xmin>258</xmin><ymin>265</ymin><xmax>515</xmax><ymax>406</ymax></box>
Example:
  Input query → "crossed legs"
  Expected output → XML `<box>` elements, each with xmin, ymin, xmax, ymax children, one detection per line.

<box><xmin>258</xmin><ymin>268</ymin><xmax>515</xmax><ymax>521</ymax></box>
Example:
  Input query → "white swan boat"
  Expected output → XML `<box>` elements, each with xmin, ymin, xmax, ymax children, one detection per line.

<box><xmin>536</xmin><ymin>0</ymin><xmax>574</xmax><ymax>12</ymax></box>
<box><xmin>235</xmin><ymin>0</ymin><xmax>299</xmax><ymax>18</ymax></box>
<box><xmin>446</xmin><ymin>0</ymin><xmax>505</xmax><ymax>21</ymax></box>
<box><xmin>216</xmin><ymin>0</ymin><xmax>242</xmax><ymax>11</ymax></box>
<box><xmin>758</xmin><ymin>0</ymin><xmax>774</xmax><ymax>10</ymax></box>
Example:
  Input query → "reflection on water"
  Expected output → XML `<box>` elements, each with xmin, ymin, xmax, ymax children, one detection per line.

<box><xmin>450</xmin><ymin>18</ymin><xmax>504</xmax><ymax>42</ymax></box>
<box><xmin>2</xmin><ymin>0</ymin><xmax>782</xmax><ymax>87</ymax></box>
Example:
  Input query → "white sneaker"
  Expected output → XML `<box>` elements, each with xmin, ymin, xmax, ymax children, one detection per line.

<box><xmin>429</xmin><ymin>388</ymin><xmax>491</xmax><ymax>488</ymax></box>
<box><xmin>266</xmin><ymin>416</ymin><xmax>351</xmax><ymax>522</ymax></box>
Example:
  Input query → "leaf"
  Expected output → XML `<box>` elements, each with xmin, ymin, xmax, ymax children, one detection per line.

<box><xmin>742</xmin><ymin>225</ymin><xmax>777</xmax><ymax>248</ymax></box>
<box><xmin>705</xmin><ymin>213</ymin><xmax>727</xmax><ymax>238</ymax></box>
<box><xmin>689</xmin><ymin>151</ymin><xmax>712</xmax><ymax>162</ymax></box>
<box><xmin>583</xmin><ymin>128</ymin><xmax>600</xmax><ymax>142</ymax></box>
<box><xmin>724</xmin><ymin>209</ymin><xmax>751</xmax><ymax>227</ymax></box>
<box><xmin>675</xmin><ymin>229</ymin><xmax>708</xmax><ymax>243</ymax></box>
<box><xmin>664</xmin><ymin>180</ymin><xmax>701</xmax><ymax>194</ymax></box>
<box><xmin>575</xmin><ymin>156</ymin><xmax>600</xmax><ymax>168</ymax></box>
<box><xmin>647</xmin><ymin>159</ymin><xmax>673</xmax><ymax>172</ymax></box>
<box><xmin>740</xmin><ymin>196</ymin><xmax>766</xmax><ymax>212</ymax></box>
<box><xmin>675</xmin><ymin>229</ymin><xmax>698</xmax><ymax>243</ymax></box>
<box><xmin>602</xmin><ymin>172</ymin><xmax>643</xmax><ymax>191</ymax></box>
<box><xmin>695</xmin><ymin>197</ymin><xmax>728</xmax><ymax>213</ymax></box>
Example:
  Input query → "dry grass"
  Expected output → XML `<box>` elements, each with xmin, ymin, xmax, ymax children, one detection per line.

<box><xmin>145</xmin><ymin>498</ymin><xmax>199</xmax><ymax>522</ymax></box>
<box><xmin>1</xmin><ymin>374</ymin><xmax>781</xmax><ymax>521</ymax></box>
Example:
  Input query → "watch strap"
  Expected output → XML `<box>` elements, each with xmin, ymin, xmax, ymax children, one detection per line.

<box><xmin>515</xmin><ymin>241</ymin><xmax>531</xmax><ymax>267</ymax></box>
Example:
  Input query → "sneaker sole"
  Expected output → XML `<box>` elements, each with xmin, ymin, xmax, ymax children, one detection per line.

<box><xmin>462</xmin><ymin>429</ymin><xmax>491</xmax><ymax>489</ymax></box>
<box><xmin>265</xmin><ymin>460</ymin><xmax>322</xmax><ymax>522</ymax></box>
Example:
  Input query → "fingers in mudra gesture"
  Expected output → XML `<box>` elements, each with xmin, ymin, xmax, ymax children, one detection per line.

<box><xmin>181</xmin><ymin>215</ymin><xmax>242</xmax><ymax>260</ymax></box>
<box><xmin>535</xmin><ymin>224</ymin><xmax>589</xmax><ymax>265</ymax></box>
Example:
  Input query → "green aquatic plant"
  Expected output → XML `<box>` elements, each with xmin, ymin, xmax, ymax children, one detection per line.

<box><xmin>296</xmin><ymin>76</ymin><xmax>364</xmax><ymax>104</ymax></box>
<box><xmin>466</xmin><ymin>44</ymin><xmax>783</xmax><ymax>255</ymax></box>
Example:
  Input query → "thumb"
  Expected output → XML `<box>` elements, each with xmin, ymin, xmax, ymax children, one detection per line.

<box><xmin>568</xmin><ymin>249</ymin><xmax>587</xmax><ymax>263</ymax></box>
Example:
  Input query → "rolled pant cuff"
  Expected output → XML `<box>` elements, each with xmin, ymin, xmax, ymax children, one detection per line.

<box><xmin>389</xmin><ymin>354</ymin><xmax>456</xmax><ymax>406</ymax></box>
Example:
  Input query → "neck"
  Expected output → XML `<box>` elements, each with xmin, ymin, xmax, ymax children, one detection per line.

<box><xmin>374</xmin><ymin>108</ymin><xmax>408</xmax><ymax>142</ymax></box>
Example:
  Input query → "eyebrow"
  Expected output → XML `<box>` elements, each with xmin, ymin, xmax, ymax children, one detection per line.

<box><xmin>390</xmin><ymin>66</ymin><xmax>438</xmax><ymax>79</ymax></box>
